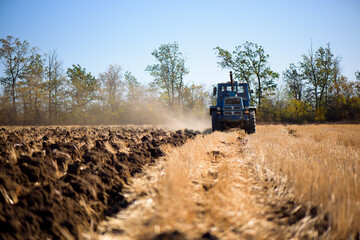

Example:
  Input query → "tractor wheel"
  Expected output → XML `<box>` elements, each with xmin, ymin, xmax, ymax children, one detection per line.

<box><xmin>245</xmin><ymin>111</ymin><xmax>256</xmax><ymax>134</ymax></box>
<box><xmin>212</xmin><ymin>111</ymin><xmax>222</xmax><ymax>132</ymax></box>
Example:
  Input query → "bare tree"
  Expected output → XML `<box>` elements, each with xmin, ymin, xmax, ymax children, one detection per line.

<box><xmin>98</xmin><ymin>64</ymin><xmax>122</xmax><ymax>112</ymax></box>
<box><xmin>124</xmin><ymin>71</ymin><xmax>140</xmax><ymax>105</ymax></box>
<box><xmin>19</xmin><ymin>53</ymin><xmax>45</xmax><ymax>124</ymax></box>
<box><xmin>45</xmin><ymin>50</ymin><xmax>64</xmax><ymax>124</ymax></box>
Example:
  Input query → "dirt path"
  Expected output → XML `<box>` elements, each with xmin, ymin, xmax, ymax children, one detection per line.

<box><xmin>93</xmin><ymin>131</ymin><xmax>317</xmax><ymax>240</ymax></box>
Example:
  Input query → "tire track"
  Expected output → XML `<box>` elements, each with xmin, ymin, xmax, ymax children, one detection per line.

<box><xmin>94</xmin><ymin>131</ymin><xmax>318</xmax><ymax>240</ymax></box>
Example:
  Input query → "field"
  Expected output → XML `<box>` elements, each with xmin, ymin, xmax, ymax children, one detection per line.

<box><xmin>246</xmin><ymin>124</ymin><xmax>360</xmax><ymax>239</ymax></box>
<box><xmin>0</xmin><ymin>126</ymin><xmax>199</xmax><ymax>239</ymax></box>
<box><xmin>0</xmin><ymin>124</ymin><xmax>359</xmax><ymax>239</ymax></box>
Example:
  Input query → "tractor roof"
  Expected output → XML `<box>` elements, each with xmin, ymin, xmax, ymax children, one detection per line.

<box><xmin>218</xmin><ymin>81</ymin><xmax>248</xmax><ymax>85</ymax></box>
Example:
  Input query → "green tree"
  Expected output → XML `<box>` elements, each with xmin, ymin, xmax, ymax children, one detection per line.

<box><xmin>327</xmin><ymin>76</ymin><xmax>360</xmax><ymax>120</ymax></box>
<box><xmin>285</xmin><ymin>99</ymin><xmax>312</xmax><ymax>123</ymax></box>
<box><xmin>283</xmin><ymin>63</ymin><xmax>305</xmax><ymax>101</ymax></box>
<box><xmin>214</xmin><ymin>46</ymin><xmax>252</xmax><ymax>84</ymax></box>
<box><xmin>66</xmin><ymin>64</ymin><xmax>98</xmax><ymax>121</ymax></box>
<box><xmin>355</xmin><ymin>73</ymin><xmax>360</xmax><ymax>97</ymax></box>
<box><xmin>300</xmin><ymin>43</ymin><xmax>338</xmax><ymax>109</ymax></box>
<box><xmin>146</xmin><ymin>42</ymin><xmax>189</xmax><ymax>107</ymax></box>
<box><xmin>355</xmin><ymin>71</ymin><xmax>360</xmax><ymax>81</ymax></box>
<box><xmin>281</xmin><ymin>43</ymin><xmax>359</xmax><ymax>122</ymax></box>
<box><xmin>214</xmin><ymin>41</ymin><xmax>278</xmax><ymax>108</ymax></box>
<box><xmin>0</xmin><ymin>36</ymin><xmax>37</xmax><ymax>122</ymax></box>
<box><xmin>315</xmin><ymin>44</ymin><xmax>336</xmax><ymax>107</ymax></box>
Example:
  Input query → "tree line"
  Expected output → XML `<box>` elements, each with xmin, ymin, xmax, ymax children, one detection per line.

<box><xmin>0</xmin><ymin>36</ymin><xmax>209</xmax><ymax>125</ymax></box>
<box><xmin>215</xmin><ymin>42</ymin><xmax>360</xmax><ymax>122</ymax></box>
<box><xmin>0</xmin><ymin>35</ymin><xmax>359</xmax><ymax>126</ymax></box>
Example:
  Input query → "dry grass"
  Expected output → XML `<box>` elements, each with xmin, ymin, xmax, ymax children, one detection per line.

<box><xmin>245</xmin><ymin>124</ymin><xmax>360</xmax><ymax>239</ymax></box>
<box><xmin>97</xmin><ymin>131</ymin><xmax>299</xmax><ymax>239</ymax></box>
<box><xmin>148</xmin><ymin>131</ymin><xmax>263</xmax><ymax>239</ymax></box>
<box><xmin>95</xmin><ymin>124</ymin><xmax>359</xmax><ymax>240</ymax></box>
<box><xmin>98</xmin><ymin>132</ymin><xmax>247</xmax><ymax>239</ymax></box>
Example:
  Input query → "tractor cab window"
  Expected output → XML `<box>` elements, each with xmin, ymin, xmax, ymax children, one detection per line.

<box><xmin>237</xmin><ymin>85</ymin><xmax>247</xmax><ymax>99</ymax></box>
<box><xmin>219</xmin><ymin>86</ymin><xmax>231</xmax><ymax>97</ymax></box>
<box><xmin>237</xmin><ymin>86</ymin><xmax>245</xmax><ymax>94</ymax></box>
<box><xmin>220</xmin><ymin>86</ymin><xmax>231</xmax><ymax>92</ymax></box>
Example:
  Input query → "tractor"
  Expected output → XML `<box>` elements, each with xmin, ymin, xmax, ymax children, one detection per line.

<box><xmin>210</xmin><ymin>71</ymin><xmax>256</xmax><ymax>133</ymax></box>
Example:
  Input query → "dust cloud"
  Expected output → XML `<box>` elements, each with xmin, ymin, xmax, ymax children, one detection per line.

<box><xmin>117</xmin><ymin>102</ymin><xmax>211</xmax><ymax>131</ymax></box>
<box><xmin>159</xmin><ymin>111</ymin><xmax>210</xmax><ymax>131</ymax></box>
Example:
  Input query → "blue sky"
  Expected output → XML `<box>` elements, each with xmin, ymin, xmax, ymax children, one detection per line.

<box><xmin>1</xmin><ymin>0</ymin><xmax>359</xmax><ymax>90</ymax></box>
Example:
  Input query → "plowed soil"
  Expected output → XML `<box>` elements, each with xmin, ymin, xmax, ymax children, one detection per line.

<box><xmin>0</xmin><ymin>126</ymin><xmax>200</xmax><ymax>240</ymax></box>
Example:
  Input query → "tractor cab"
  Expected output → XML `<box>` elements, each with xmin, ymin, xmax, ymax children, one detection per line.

<box><xmin>210</xmin><ymin>71</ymin><xmax>256</xmax><ymax>133</ymax></box>
<box><xmin>215</xmin><ymin>82</ymin><xmax>251</xmax><ymax>108</ymax></box>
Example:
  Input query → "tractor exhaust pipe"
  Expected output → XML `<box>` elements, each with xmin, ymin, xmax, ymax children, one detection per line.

<box><xmin>230</xmin><ymin>71</ymin><xmax>234</xmax><ymax>91</ymax></box>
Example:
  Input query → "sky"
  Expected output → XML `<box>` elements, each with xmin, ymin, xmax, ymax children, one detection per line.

<box><xmin>0</xmin><ymin>0</ymin><xmax>359</xmax><ymax>90</ymax></box>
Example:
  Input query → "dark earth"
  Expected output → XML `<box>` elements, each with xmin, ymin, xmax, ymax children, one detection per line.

<box><xmin>0</xmin><ymin>126</ymin><xmax>200</xmax><ymax>240</ymax></box>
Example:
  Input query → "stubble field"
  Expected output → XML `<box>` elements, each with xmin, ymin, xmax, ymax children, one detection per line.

<box><xmin>246</xmin><ymin>124</ymin><xmax>360</xmax><ymax>239</ymax></box>
<box><xmin>0</xmin><ymin>124</ymin><xmax>359</xmax><ymax>239</ymax></box>
<box><xmin>95</xmin><ymin>124</ymin><xmax>359</xmax><ymax>240</ymax></box>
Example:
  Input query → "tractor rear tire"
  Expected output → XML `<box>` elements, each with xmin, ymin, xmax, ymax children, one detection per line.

<box><xmin>245</xmin><ymin>111</ymin><xmax>256</xmax><ymax>134</ymax></box>
<box><xmin>212</xmin><ymin>111</ymin><xmax>222</xmax><ymax>132</ymax></box>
